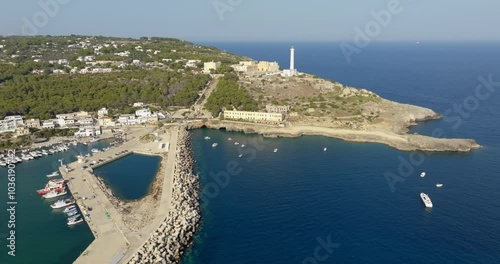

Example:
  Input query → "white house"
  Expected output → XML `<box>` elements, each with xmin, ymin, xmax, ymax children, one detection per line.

<box><xmin>42</xmin><ymin>119</ymin><xmax>57</xmax><ymax>129</ymax></box>
<box><xmin>203</xmin><ymin>61</ymin><xmax>221</xmax><ymax>73</ymax></box>
<box><xmin>77</xmin><ymin>118</ymin><xmax>94</xmax><ymax>126</ymax></box>
<box><xmin>74</xmin><ymin>127</ymin><xmax>101</xmax><ymax>137</ymax></box>
<box><xmin>97</xmin><ymin>107</ymin><xmax>109</xmax><ymax>117</ymax></box>
<box><xmin>135</xmin><ymin>108</ymin><xmax>152</xmax><ymax>118</ymax></box>
<box><xmin>133</xmin><ymin>102</ymin><xmax>144</xmax><ymax>107</ymax></box>
<box><xmin>118</xmin><ymin>114</ymin><xmax>139</xmax><ymax>126</ymax></box>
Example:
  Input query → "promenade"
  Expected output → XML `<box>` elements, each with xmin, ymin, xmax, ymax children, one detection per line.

<box><xmin>58</xmin><ymin>126</ymin><xmax>179</xmax><ymax>264</ymax></box>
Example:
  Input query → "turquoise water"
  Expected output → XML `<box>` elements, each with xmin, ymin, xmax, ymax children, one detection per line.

<box><xmin>182</xmin><ymin>43</ymin><xmax>500</xmax><ymax>264</ymax></box>
<box><xmin>93</xmin><ymin>153</ymin><xmax>162</xmax><ymax>200</ymax></box>
<box><xmin>0</xmin><ymin>140</ymin><xmax>111</xmax><ymax>264</ymax></box>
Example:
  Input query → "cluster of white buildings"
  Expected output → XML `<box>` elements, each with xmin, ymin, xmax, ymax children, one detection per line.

<box><xmin>230</xmin><ymin>60</ymin><xmax>280</xmax><ymax>74</ymax></box>
<box><xmin>117</xmin><ymin>108</ymin><xmax>162</xmax><ymax>126</ymax></box>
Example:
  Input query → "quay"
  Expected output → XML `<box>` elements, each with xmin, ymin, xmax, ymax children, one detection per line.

<box><xmin>59</xmin><ymin>126</ymin><xmax>179</xmax><ymax>264</ymax></box>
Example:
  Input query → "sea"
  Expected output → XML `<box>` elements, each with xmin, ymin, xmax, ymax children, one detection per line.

<box><xmin>180</xmin><ymin>42</ymin><xmax>500</xmax><ymax>264</ymax></box>
<box><xmin>2</xmin><ymin>42</ymin><xmax>500</xmax><ymax>264</ymax></box>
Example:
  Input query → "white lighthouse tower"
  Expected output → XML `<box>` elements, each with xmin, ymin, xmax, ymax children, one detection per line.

<box><xmin>283</xmin><ymin>46</ymin><xmax>297</xmax><ymax>77</ymax></box>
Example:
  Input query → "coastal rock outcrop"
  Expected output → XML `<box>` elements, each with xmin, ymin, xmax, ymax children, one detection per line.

<box><xmin>129</xmin><ymin>127</ymin><xmax>200</xmax><ymax>264</ymax></box>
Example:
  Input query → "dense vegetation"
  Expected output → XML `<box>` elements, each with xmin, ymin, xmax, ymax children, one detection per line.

<box><xmin>165</xmin><ymin>74</ymin><xmax>211</xmax><ymax>106</ymax></box>
<box><xmin>0</xmin><ymin>69</ymin><xmax>210</xmax><ymax>119</ymax></box>
<box><xmin>205</xmin><ymin>73</ymin><xmax>259</xmax><ymax>116</ymax></box>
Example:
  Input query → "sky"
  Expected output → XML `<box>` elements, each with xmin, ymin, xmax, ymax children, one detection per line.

<box><xmin>1</xmin><ymin>0</ymin><xmax>499</xmax><ymax>42</ymax></box>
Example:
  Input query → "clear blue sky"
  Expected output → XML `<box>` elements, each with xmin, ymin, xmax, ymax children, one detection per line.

<box><xmin>1</xmin><ymin>0</ymin><xmax>499</xmax><ymax>42</ymax></box>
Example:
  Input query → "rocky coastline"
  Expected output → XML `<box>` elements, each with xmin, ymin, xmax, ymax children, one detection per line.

<box><xmin>129</xmin><ymin>127</ymin><xmax>201</xmax><ymax>264</ymax></box>
<box><xmin>186</xmin><ymin>119</ymin><xmax>481</xmax><ymax>152</ymax></box>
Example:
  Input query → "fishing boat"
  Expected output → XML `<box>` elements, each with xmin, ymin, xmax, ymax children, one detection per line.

<box><xmin>50</xmin><ymin>198</ymin><xmax>75</xmax><ymax>209</ymax></box>
<box><xmin>37</xmin><ymin>184</ymin><xmax>65</xmax><ymax>196</ymax></box>
<box><xmin>43</xmin><ymin>189</ymin><xmax>67</xmax><ymax>199</ymax></box>
<box><xmin>436</xmin><ymin>183</ymin><xmax>443</xmax><ymax>188</ymax></box>
<box><xmin>420</xmin><ymin>172</ymin><xmax>426</xmax><ymax>177</ymax></box>
<box><xmin>46</xmin><ymin>171</ymin><xmax>60</xmax><ymax>178</ymax></box>
<box><xmin>67</xmin><ymin>217</ymin><xmax>84</xmax><ymax>226</ymax></box>
<box><xmin>420</xmin><ymin>192</ymin><xmax>433</xmax><ymax>208</ymax></box>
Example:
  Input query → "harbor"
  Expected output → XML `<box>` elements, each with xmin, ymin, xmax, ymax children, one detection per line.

<box><xmin>56</xmin><ymin>125</ymin><xmax>186</xmax><ymax>264</ymax></box>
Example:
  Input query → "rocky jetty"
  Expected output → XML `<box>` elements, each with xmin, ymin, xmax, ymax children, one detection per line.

<box><xmin>129</xmin><ymin>127</ymin><xmax>200</xmax><ymax>264</ymax></box>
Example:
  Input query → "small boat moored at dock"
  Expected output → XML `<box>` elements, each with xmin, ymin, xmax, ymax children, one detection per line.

<box><xmin>43</xmin><ymin>189</ymin><xmax>67</xmax><ymax>199</ymax></box>
<box><xmin>67</xmin><ymin>217</ymin><xmax>84</xmax><ymax>226</ymax></box>
<box><xmin>46</xmin><ymin>171</ymin><xmax>60</xmax><ymax>178</ymax></box>
<box><xmin>50</xmin><ymin>198</ymin><xmax>75</xmax><ymax>209</ymax></box>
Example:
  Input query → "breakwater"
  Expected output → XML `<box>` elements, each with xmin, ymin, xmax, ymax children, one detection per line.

<box><xmin>129</xmin><ymin>127</ymin><xmax>201</xmax><ymax>263</ymax></box>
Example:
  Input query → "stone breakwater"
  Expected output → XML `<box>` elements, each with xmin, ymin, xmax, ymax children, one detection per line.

<box><xmin>129</xmin><ymin>128</ymin><xmax>201</xmax><ymax>264</ymax></box>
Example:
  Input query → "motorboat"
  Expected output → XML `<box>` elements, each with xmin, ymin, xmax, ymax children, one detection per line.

<box><xmin>212</xmin><ymin>143</ymin><xmax>218</xmax><ymax>147</ymax></box>
<box><xmin>241</xmin><ymin>144</ymin><xmax>245</xmax><ymax>148</ymax></box>
<box><xmin>234</xmin><ymin>142</ymin><xmax>239</xmax><ymax>145</ymax></box>
<box><xmin>67</xmin><ymin>217</ymin><xmax>84</xmax><ymax>226</ymax></box>
<box><xmin>66</xmin><ymin>210</ymin><xmax>79</xmax><ymax>217</ymax></box>
<box><xmin>67</xmin><ymin>214</ymin><xmax>81</xmax><ymax>221</ymax></box>
<box><xmin>50</xmin><ymin>199</ymin><xmax>75</xmax><ymax>209</ymax></box>
<box><xmin>273</xmin><ymin>148</ymin><xmax>278</xmax><ymax>153</ymax></box>
<box><xmin>420</xmin><ymin>172</ymin><xmax>426</xmax><ymax>177</ymax></box>
<box><xmin>63</xmin><ymin>205</ymin><xmax>77</xmax><ymax>213</ymax></box>
<box><xmin>91</xmin><ymin>149</ymin><xmax>101</xmax><ymax>153</ymax></box>
<box><xmin>43</xmin><ymin>189</ymin><xmax>67</xmax><ymax>199</ymax></box>
<box><xmin>238</xmin><ymin>154</ymin><xmax>243</xmax><ymax>158</ymax></box>
<box><xmin>228</xmin><ymin>137</ymin><xmax>232</xmax><ymax>141</ymax></box>
<box><xmin>420</xmin><ymin>192</ymin><xmax>433</xmax><ymax>208</ymax></box>
<box><xmin>37</xmin><ymin>184</ymin><xmax>65</xmax><ymax>196</ymax></box>
<box><xmin>204</xmin><ymin>136</ymin><xmax>211</xmax><ymax>140</ymax></box>
<box><xmin>436</xmin><ymin>183</ymin><xmax>443</xmax><ymax>188</ymax></box>
<box><xmin>46</xmin><ymin>171</ymin><xmax>60</xmax><ymax>178</ymax></box>
<box><xmin>324</xmin><ymin>147</ymin><xmax>327</xmax><ymax>151</ymax></box>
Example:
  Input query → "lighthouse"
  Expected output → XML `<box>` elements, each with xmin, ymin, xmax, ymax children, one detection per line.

<box><xmin>283</xmin><ymin>46</ymin><xmax>297</xmax><ymax>77</ymax></box>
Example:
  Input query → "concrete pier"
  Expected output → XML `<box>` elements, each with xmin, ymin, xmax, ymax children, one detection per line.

<box><xmin>58</xmin><ymin>126</ymin><xmax>180</xmax><ymax>264</ymax></box>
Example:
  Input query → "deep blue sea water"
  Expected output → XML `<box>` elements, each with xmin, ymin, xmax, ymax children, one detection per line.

<box><xmin>93</xmin><ymin>153</ymin><xmax>161</xmax><ymax>200</ymax></box>
<box><xmin>182</xmin><ymin>42</ymin><xmax>500</xmax><ymax>264</ymax></box>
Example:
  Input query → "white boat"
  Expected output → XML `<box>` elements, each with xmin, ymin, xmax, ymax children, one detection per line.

<box><xmin>241</xmin><ymin>144</ymin><xmax>245</xmax><ymax>148</ymax></box>
<box><xmin>324</xmin><ymin>147</ymin><xmax>327</xmax><ymax>152</ymax></box>
<box><xmin>204</xmin><ymin>136</ymin><xmax>211</xmax><ymax>140</ymax></box>
<box><xmin>420</xmin><ymin>192</ymin><xmax>433</xmax><ymax>208</ymax></box>
<box><xmin>68</xmin><ymin>214</ymin><xmax>81</xmax><ymax>221</ymax></box>
<box><xmin>420</xmin><ymin>172</ymin><xmax>426</xmax><ymax>177</ymax></box>
<box><xmin>67</xmin><ymin>217</ymin><xmax>84</xmax><ymax>226</ymax></box>
<box><xmin>91</xmin><ymin>149</ymin><xmax>101</xmax><ymax>153</ymax></box>
<box><xmin>46</xmin><ymin>171</ymin><xmax>60</xmax><ymax>178</ymax></box>
<box><xmin>228</xmin><ymin>137</ymin><xmax>232</xmax><ymax>141</ymax></box>
<box><xmin>212</xmin><ymin>143</ymin><xmax>218</xmax><ymax>148</ymax></box>
<box><xmin>273</xmin><ymin>148</ymin><xmax>278</xmax><ymax>153</ymax></box>
<box><xmin>66</xmin><ymin>210</ymin><xmax>79</xmax><ymax>216</ymax></box>
<box><xmin>43</xmin><ymin>190</ymin><xmax>67</xmax><ymax>199</ymax></box>
<box><xmin>50</xmin><ymin>199</ymin><xmax>75</xmax><ymax>209</ymax></box>
<box><xmin>234</xmin><ymin>142</ymin><xmax>239</xmax><ymax>145</ymax></box>
<box><xmin>436</xmin><ymin>183</ymin><xmax>443</xmax><ymax>188</ymax></box>
<box><xmin>238</xmin><ymin>154</ymin><xmax>243</xmax><ymax>158</ymax></box>
<box><xmin>63</xmin><ymin>205</ymin><xmax>77</xmax><ymax>213</ymax></box>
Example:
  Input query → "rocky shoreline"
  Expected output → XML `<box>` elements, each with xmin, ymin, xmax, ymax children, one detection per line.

<box><xmin>186</xmin><ymin>120</ymin><xmax>481</xmax><ymax>152</ymax></box>
<box><xmin>129</xmin><ymin>127</ymin><xmax>201</xmax><ymax>264</ymax></box>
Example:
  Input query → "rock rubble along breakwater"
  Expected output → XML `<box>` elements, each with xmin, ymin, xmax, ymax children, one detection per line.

<box><xmin>129</xmin><ymin>127</ymin><xmax>201</xmax><ymax>264</ymax></box>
